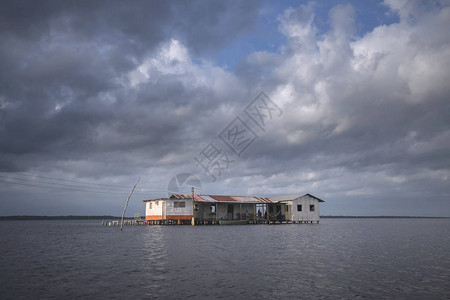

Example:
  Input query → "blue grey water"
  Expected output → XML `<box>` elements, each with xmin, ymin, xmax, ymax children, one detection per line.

<box><xmin>1</xmin><ymin>219</ymin><xmax>449</xmax><ymax>299</ymax></box>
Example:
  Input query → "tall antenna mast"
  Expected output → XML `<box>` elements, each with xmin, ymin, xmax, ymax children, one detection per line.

<box><xmin>191</xmin><ymin>186</ymin><xmax>195</xmax><ymax>226</ymax></box>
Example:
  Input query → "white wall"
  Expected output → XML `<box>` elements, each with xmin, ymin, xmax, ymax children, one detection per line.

<box><xmin>289</xmin><ymin>195</ymin><xmax>321</xmax><ymax>222</ymax></box>
<box><xmin>145</xmin><ymin>200</ymin><xmax>163</xmax><ymax>217</ymax></box>
<box><xmin>165</xmin><ymin>199</ymin><xmax>193</xmax><ymax>216</ymax></box>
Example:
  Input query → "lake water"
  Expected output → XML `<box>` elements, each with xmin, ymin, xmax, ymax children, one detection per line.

<box><xmin>1</xmin><ymin>218</ymin><xmax>449</xmax><ymax>299</ymax></box>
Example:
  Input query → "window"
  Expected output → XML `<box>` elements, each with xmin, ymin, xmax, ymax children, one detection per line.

<box><xmin>297</xmin><ymin>205</ymin><xmax>302</xmax><ymax>211</ymax></box>
<box><xmin>210</xmin><ymin>205</ymin><xmax>216</xmax><ymax>213</ymax></box>
<box><xmin>286</xmin><ymin>206</ymin><xmax>289</xmax><ymax>212</ymax></box>
<box><xmin>149</xmin><ymin>203</ymin><xmax>152</xmax><ymax>209</ymax></box>
<box><xmin>310</xmin><ymin>205</ymin><xmax>315</xmax><ymax>211</ymax></box>
<box><xmin>156</xmin><ymin>201</ymin><xmax>159</xmax><ymax>206</ymax></box>
<box><xmin>174</xmin><ymin>201</ymin><xmax>186</xmax><ymax>208</ymax></box>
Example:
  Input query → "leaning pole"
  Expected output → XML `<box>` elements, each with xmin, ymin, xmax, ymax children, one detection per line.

<box><xmin>120</xmin><ymin>177</ymin><xmax>141</xmax><ymax>231</ymax></box>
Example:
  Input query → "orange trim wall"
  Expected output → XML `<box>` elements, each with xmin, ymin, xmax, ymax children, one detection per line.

<box><xmin>145</xmin><ymin>215</ymin><xmax>163</xmax><ymax>220</ymax></box>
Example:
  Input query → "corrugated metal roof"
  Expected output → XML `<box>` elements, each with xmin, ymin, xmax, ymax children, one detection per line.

<box><xmin>196</xmin><ymin>195</ymin><xmax>274</xmax><ymax>204</ymax></box>
<box><xmin>166</xmin><ymin>194</ymin><xmax>275</xmax><ymax>203</ymax></box>
<box><xmin>232</xmin><ymin>196</ymin><xmax>252</xmax><ymax>202</ymax></box>
<box><xmin>145</xmin><ymin>193</ymin><xmax>323</xmax><ymax>203</ymax></box>
<box><xmin>254</xmin><ymin>196</ymin><xmax>272</xmax><ymax>203</ymax></box>
<box><xmin>169</xmin><ymin>194</ymin><xmax>192</xmax><ymax>199</ymax></box>
<box><xmin>207</xmin><ymin>195</ymin><xmax>238</xmax><ymax>202</ymax></box>
<box><xmin>196</xmin><ymin>195</ymin><xmax>217</xmax><ymax>202</ymax></box>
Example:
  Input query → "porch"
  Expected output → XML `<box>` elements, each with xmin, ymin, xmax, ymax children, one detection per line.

<box><xmin>194</xmin><ymin>202</ymin><xmax>289</xmax><ymax>224</ymax></box>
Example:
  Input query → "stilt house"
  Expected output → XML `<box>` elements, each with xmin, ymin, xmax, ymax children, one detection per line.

<box><xmin>143</xmin><ymin>193</ymin><xmax>324</xmax><ymax>225</ymax></box>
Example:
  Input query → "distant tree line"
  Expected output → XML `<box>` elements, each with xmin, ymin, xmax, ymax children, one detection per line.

<box><xmin>0</xmin><ymin>215</ymin><xmax>133</xmax><ymax>221</ymax></box>
<box><xmin>321</xmin><ymin>215</ymin><xmax>447</xmax><ymax>218</ymax></box>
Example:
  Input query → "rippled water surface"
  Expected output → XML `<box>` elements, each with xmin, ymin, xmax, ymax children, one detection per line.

<box><xmin>1</xmin><ymin>218</ymin><xmax>449</xmax><ymax>299</ymax></box>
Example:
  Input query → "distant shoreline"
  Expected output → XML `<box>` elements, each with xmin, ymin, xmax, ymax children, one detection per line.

<box><xmin>321</xmin><ymin>216</ymin><xmax>449</xmax><ymax>219</ymax></box>
<box><xmin>0</xmin><ymin>215</ymin><xmax>448</xmax><ymax>221</ymax></box>
<box><xmin>0</xmin><ymin>215</ymin><xmax>132</xmax><ymax>221</ymax></box>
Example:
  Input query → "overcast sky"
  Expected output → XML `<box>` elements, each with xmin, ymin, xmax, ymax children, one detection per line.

<box><xmin>1</xmin><ymin>0</ymin><xmax>449</xmax><ymax>217</ymax></box>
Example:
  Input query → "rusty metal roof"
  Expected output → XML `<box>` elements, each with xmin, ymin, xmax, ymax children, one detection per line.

<box><xmin>253</xmin><ymin>196</ymin><xmax>273</xmax><ymax>203</ymax></box>
<box><xmin>176</xmin><ymin>194</ymin><xmax>275</xmax><ymax>203</ymax></box>
<box><xmin>145</xmin><ymin>193</ymin><xmax>322</xmax><ymax>203</ymax></box>
<box><xmin>169</xmin><ymin>194</ymin><xmax>191</xmax><ymax>199</ymax></box>
<box><xmin>142</xmin><ymin>194</ymin><xmax>275</xmax><ymax>203</ymax></box>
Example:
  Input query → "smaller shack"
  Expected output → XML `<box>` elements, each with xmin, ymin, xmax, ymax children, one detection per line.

<box><xmin>143</xmin><ymin>195</ymin><xmax>193</xmax><ymax>224</ymax></box>
<box><xmin>272</xmin><ymin>193</ymin><xmax>324</xmax><ymax>223</ymax></box>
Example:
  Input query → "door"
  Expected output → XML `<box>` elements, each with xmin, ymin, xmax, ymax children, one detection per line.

<box><xmin>162</xmin><ymin>202</ymin><xmax>166</xmax><ymax>219</ymax></box>
<box><xmin>227</xmin><ymin>204</ymin><xmax>234</xmax><ymax>220</ymax></box>
<box><xmin>276</xmin><ymin>205</ymin><xmax>282</xmax><ymax>221</ymax></box>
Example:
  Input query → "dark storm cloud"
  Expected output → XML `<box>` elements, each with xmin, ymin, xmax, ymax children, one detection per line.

<box><xmin>0</xmin><ymin>0</ymin><xmax>259</xmax><ymax>56</ymax></box>
<box><xmin>0</xmin><ymin>0</ymin><xmax>260</xmax><ymax>172</ymax></box>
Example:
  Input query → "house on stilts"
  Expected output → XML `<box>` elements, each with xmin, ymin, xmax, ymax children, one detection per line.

<box><xmin>143</xmin><ymin>193</ymin><xmax>324</xmax><ymax>225</ymax></box>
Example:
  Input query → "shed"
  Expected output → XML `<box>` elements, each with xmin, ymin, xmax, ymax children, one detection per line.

<box><xmin>271</xmin><ymin>193</ymin><xmax>324</xmax><ymax>223</ymax></box>
<box><xmin>143</xmin><ymin>196</ymin><xmax>193</xmax><ymax>223</ymax></box>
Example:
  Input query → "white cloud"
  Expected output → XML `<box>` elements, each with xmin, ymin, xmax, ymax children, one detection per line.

<box><xmin>128</xmin><ymin>39</ymin><xmax>244</xmax><ymax>100</ymax></box>
<box><xmin>224</xmin><ymin>1</ymin><xmax>450</xmax><ymax>216</ymax></box>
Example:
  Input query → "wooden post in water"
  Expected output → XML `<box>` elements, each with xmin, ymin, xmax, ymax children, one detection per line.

<box><xmin>120</xmin><ymin>177</ymin><xmax>141</xmax><ymax>231</ymax></box>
